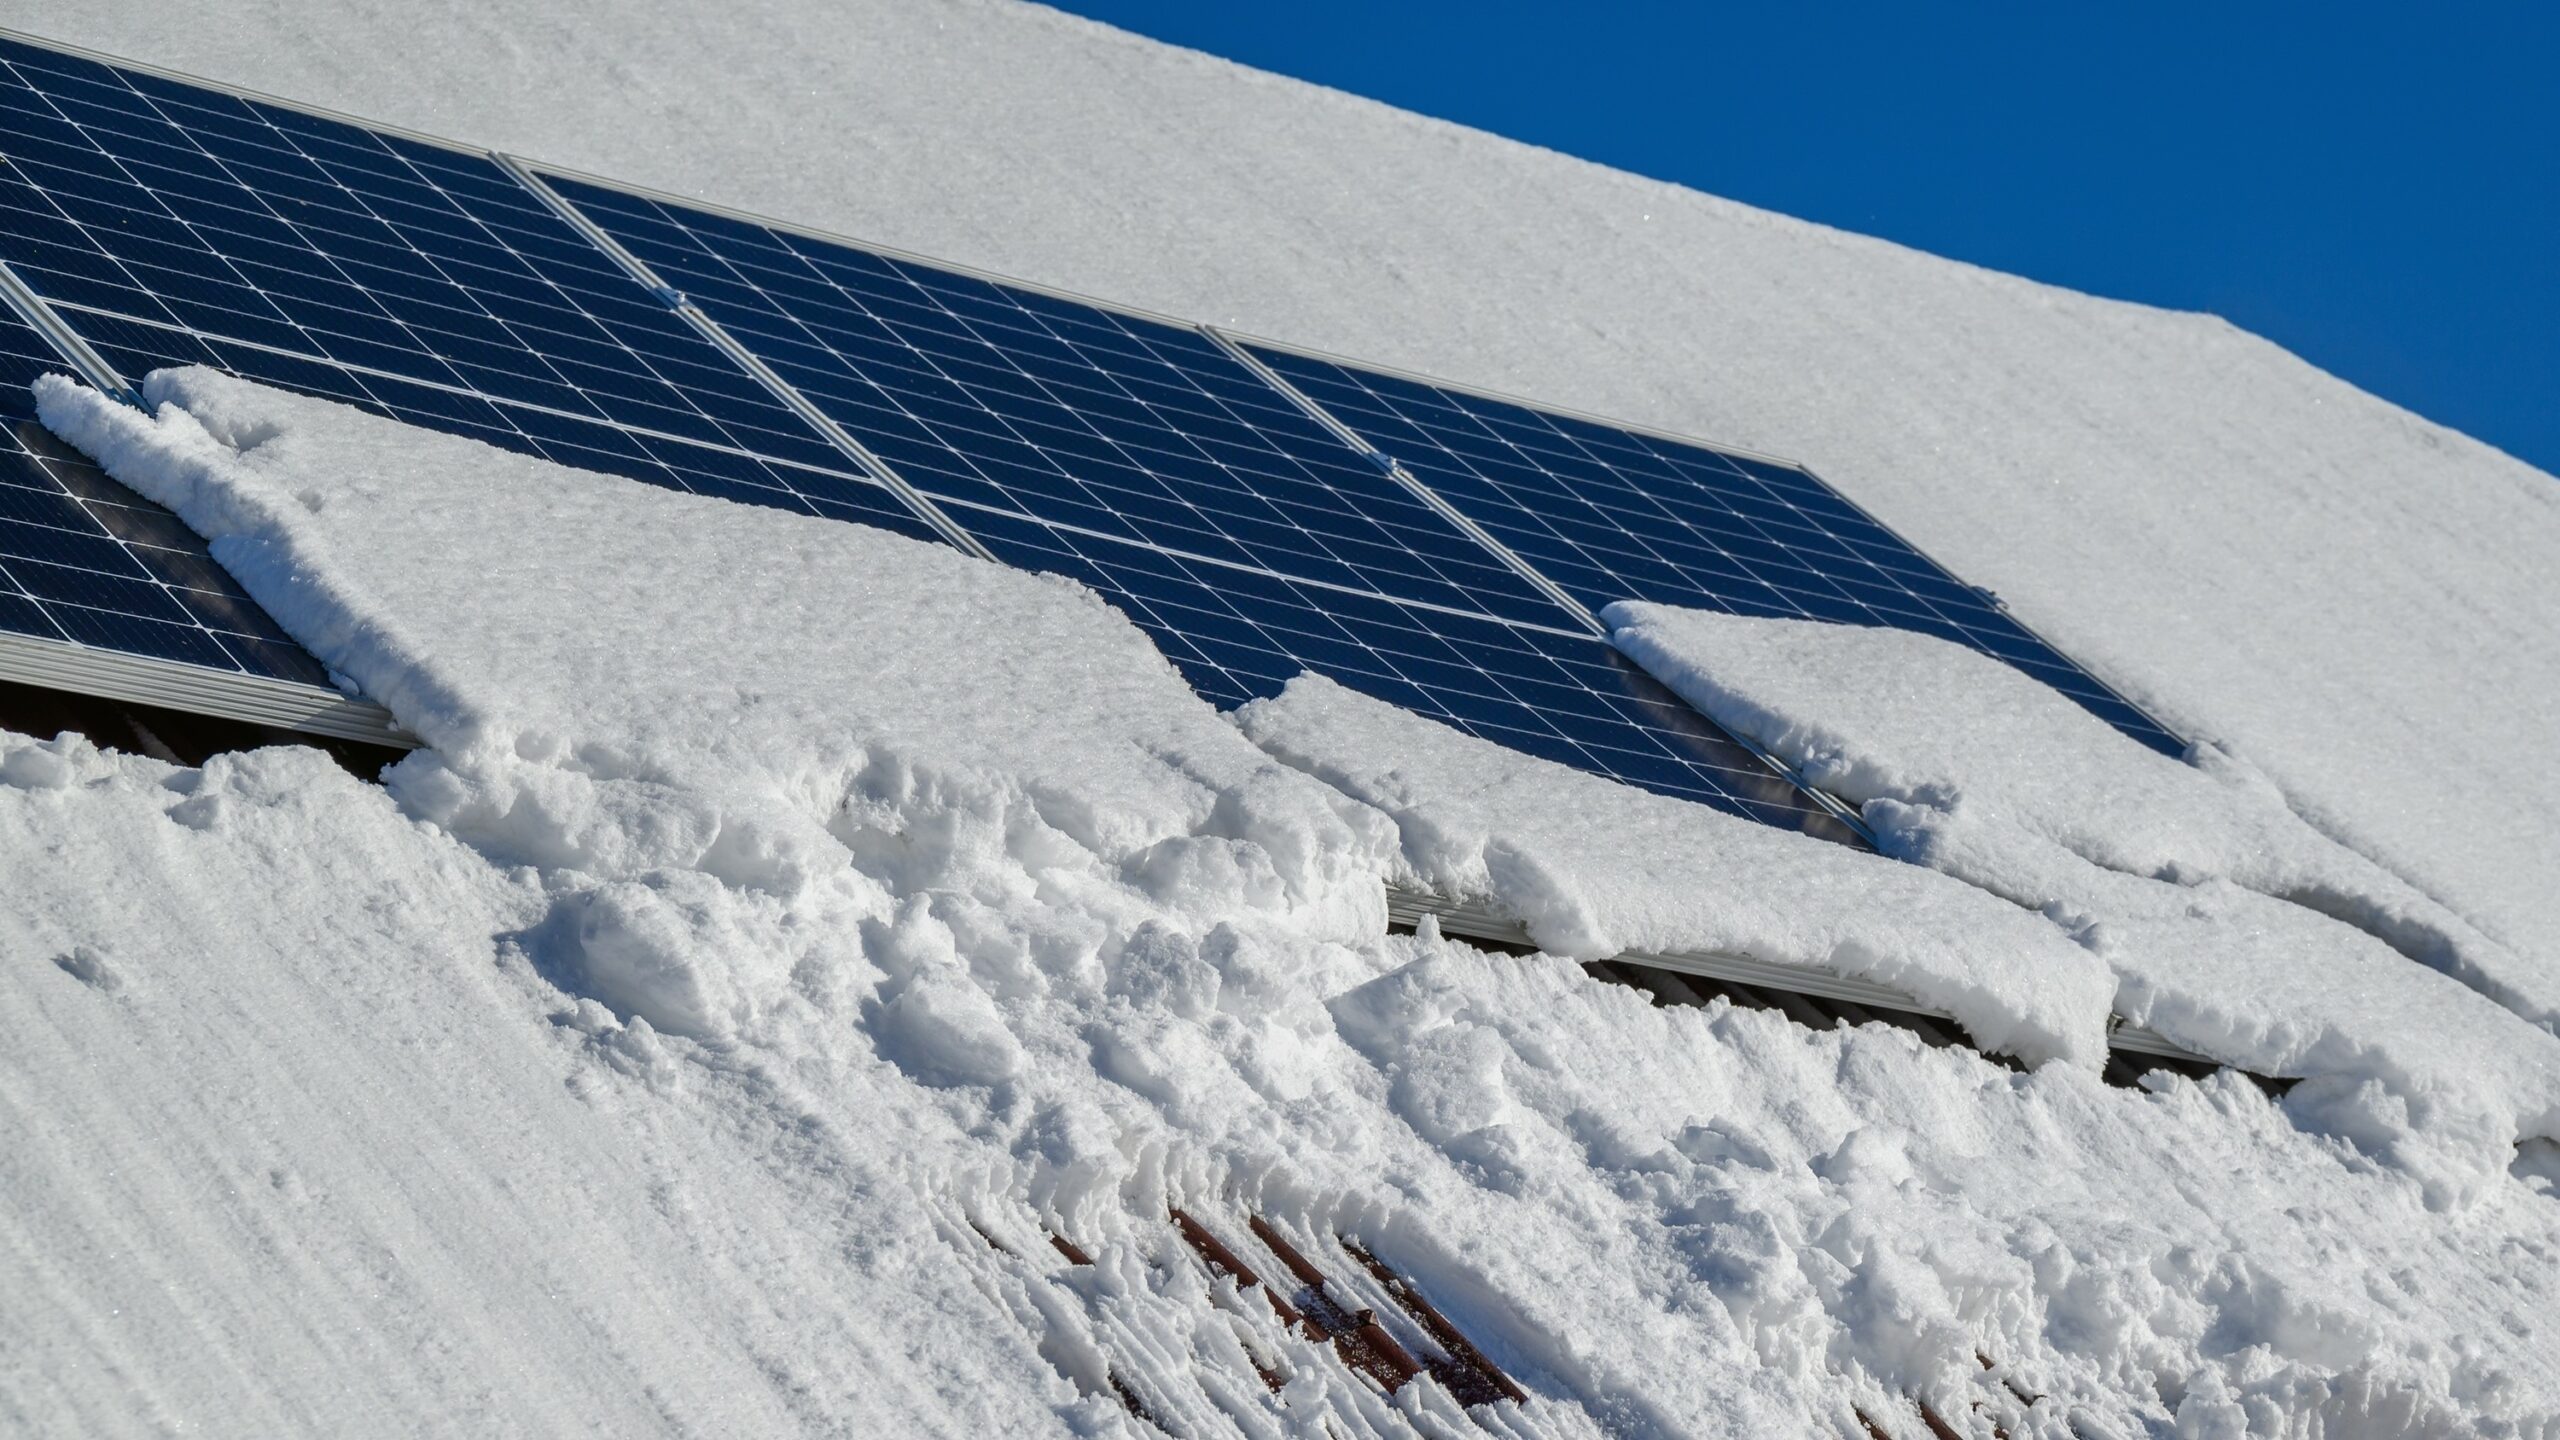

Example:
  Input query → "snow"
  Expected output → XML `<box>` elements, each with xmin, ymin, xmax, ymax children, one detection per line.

<box><xmin>0</xmin><ymin>736</ymin><xmax>1070</xmax><ymax>1437</ymax></box>
<box><xmin>8</xmin><ymin>370</ymin><xmax>2559</xmax><ymax>1436</ymax></box>
<box><xmin>4</xmin><ymin>1</ymin><xmax>2559</xmax><ymax>1433</ymax></box>
<box><xmin>1606</xmin><ymin>604</ymin><xmax>2560</xmax><ymax>1207</ymax></box>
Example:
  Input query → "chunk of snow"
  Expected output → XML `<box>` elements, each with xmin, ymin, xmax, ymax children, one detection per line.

<box><xmin>1237</xmin><ymin>672</ymin><xmax>2116</xmax><ymax>1067</ymax></box>
<box><xmin>38</xmin><ymin>367</ymin><xmax>1394</xmax><ymax>1037</ymax></box>
<box><xmin>1608</xmin><ymin>604</ymin><xmax>2560</xmax><ymax>1205</ymax></box>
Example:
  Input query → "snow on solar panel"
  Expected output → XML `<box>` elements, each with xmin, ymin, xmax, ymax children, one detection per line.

<box><xmin>1245</xmin><ymin>341</ymin><xmax>2184</xmax><ymax>755</ymax></box>
<box><xmin>548</xmin><ymin>175</ymin><xmax>1859</xmax><ymax>838</ymax></box>
<box><xmin>0</xmin><ymin>303</ymin><xmax>330</xmax><ymax>684</ymax></box>
<box><xmin>0</xmin><ymin>36</ymin><xmax>937</xmax><ymax>543</ymax></box>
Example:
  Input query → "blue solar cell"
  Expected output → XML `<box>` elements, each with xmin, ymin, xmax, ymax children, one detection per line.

<box><xmin>1248</xmin><ymin>342</ymin><xmax>2184</xmax><ymax>755</ymax></box>
<box><xmin>0</xmin><ymin>36</ymin><xmax>941</xmax><ymax>545</ymax></box>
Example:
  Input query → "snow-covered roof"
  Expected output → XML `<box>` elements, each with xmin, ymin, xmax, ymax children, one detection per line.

<box><xmin>4</xmin><ymin>5</ymin><xmax>2557</xmax><ymax>1436</ymax></box>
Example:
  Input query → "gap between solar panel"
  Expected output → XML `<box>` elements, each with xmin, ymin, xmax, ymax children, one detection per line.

<box><xmin>0</xmin><ymin>256</ymin><xmax>138</xmax><ymax>406</ymax></box>
<box><xmin>1382</xmin><ymin>884</ymin><xmax>2272</xmax><ymax>1088</ymax></box>
<box><xmin>1206</xmin><ymin>329</ymin><xmax>1603</xmax><ymax>634</ymax></box>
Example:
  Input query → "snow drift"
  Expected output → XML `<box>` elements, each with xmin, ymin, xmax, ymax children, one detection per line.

<box><xmin>1234</xmin><ymin>673</ymin><xmax>2114</xmax><ymax>1068</ymax></box>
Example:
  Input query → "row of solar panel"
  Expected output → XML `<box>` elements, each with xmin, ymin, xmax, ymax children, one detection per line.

<box><xmin>0</xmin><ymin>30</ymin><xmax>2177</xmax><ymax>846</ymax></box>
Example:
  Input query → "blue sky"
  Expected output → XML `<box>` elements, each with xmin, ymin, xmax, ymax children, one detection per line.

<box><xmin>1048</xmin><ymin>3</ymin><xmax>2558</xmax><ymax>477</ymax></box>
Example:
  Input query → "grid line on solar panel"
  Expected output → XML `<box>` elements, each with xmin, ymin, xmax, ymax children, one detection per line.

<box><xmin>51</xmin><ymin>303</ymin><xmax>920</xmax><ymax>523</ymax></box>
<box><xmin>0</xmin><ymin>34</ymin><xmax>940</xmax><ymax>543</ymax></box>
<box><xmin>926</xmin><ymin>492</ymin><xmax>1592</xmax><ymax>638</ymax></box>
<box><xmin>1242</xmin><ymin>337</ymin><xmax>2184</xmax><ymax>755</ymax></box>
<box><xmin>543</xmin><ymin>172</ymin><xmax>1578</xmax><ymax>633</ymax></box>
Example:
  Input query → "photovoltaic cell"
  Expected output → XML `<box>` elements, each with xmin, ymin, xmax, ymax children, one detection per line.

<box><xmin>0</xmin><ymin>304</ymin><xmax>331</xmax><ymax>684</ymax></box>
<box><xmin>554</xmin><ymin>177</ymin><xmax>1857</xmax><ymax>837</ymax></box>
<box><xmin>0</xmin><ymin>36</ymin><xmax>938</xmax><ymax>543</ymax></box>
<box><xmin>1248</xmin><ymin>342</ymin><xmax>2183</xmax><ymax>754</ymax></box>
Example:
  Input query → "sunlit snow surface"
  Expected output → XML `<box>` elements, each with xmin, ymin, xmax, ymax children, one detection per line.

<box><xmin>6</xmin><ymin>371</ymin><xmax>2557</xmax><ymax>1435</ymax></box>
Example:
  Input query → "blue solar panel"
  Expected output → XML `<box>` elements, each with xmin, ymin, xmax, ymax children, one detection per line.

<box><xmin>0</xmin><ymin>36</ymin><xmax>938</xmax><ymax>543</ymax></box>
<box><xmin>550</xmin><ymin>177</ymin><xmax>1857</xmax><ymax>838</ymax></box>
<box><xmin>1247</xmin><ymin>342</ymin><xmax>2183</xmax><ymax>755</ymax></box>
<box><xmin>0</xmin><ymin>304</ymin><xmax>331</xmax><ymax>685</ymax></box>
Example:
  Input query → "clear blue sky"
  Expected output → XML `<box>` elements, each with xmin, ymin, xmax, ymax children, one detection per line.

<box><xmin>1047</xmin><ymin>3</ymin><xmax>2558</xmax><ymax>477</ymax></box>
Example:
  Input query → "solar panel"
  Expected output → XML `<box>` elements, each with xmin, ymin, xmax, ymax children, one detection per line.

<box><xmin>0</xmin><ymin>32</ymin><xmax>2058</xmax><ymax>837</ymax></box>
<box><xmin>0</xmin><ymin>36</ymin><xmax>937</xmax><ymax>543</ymax></box>
<box><xmin>1246</xmin><ymin>341</ymin><xmax>2184</xmax><ymax>755</ymax></box>
<box><xmin>548</xmin><ymin>175</ymin><xmax>1858</xmax><ymax>838</ymax></box>
<box><xmin>0</xmin><ymin>302</ymin><xmax>331</xmax><ymax>685</ymax></box>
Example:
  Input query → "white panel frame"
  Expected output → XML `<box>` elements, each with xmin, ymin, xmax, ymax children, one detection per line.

<box><xmin>0</xmin><ymin>630</ymin><xmax>409</xmax><ymax>746</ymax></box>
